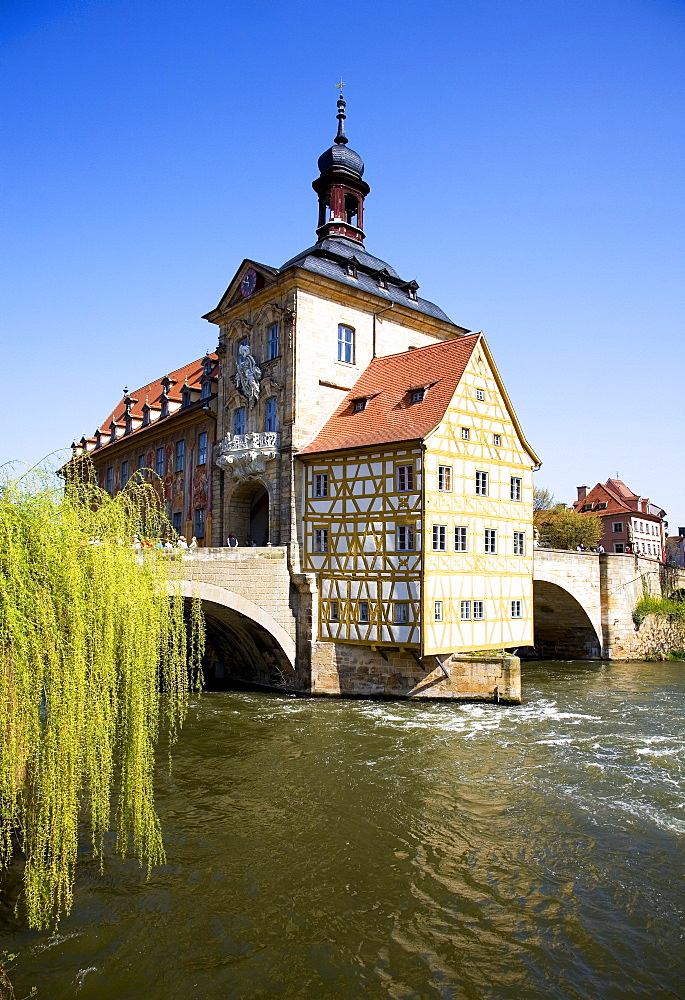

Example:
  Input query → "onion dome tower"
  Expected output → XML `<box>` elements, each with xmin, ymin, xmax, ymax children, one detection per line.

<box><xmin>312</xmin><ymin>94</ymin><xmax>370</xmax><ymax>245</ymax></box>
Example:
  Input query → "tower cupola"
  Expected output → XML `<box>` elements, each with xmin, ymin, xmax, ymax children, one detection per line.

<box><xmin>313</xmin><ymin>93</ymin><xmax>370</xmax><ymax>244</ymax></box>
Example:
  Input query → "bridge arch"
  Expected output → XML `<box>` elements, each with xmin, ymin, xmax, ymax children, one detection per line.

<box><xmin>532</xmin><ymin>572</ymin><xmax>603</xmax><ymax>659</ymax></box>
<box><xmin>176</xmin><ymin>579</ymin><xmax>296</xmax><ymax>690</ymax></box>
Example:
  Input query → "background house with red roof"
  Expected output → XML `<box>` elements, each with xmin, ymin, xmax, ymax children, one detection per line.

<box><xmin>572</xmin><ymin>479</ymin><xmax>667</xmax><ymax>559</ymax></box>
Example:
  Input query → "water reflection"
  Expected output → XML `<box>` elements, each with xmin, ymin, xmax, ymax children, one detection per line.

<box><xmin>1</xmin><ymin>661</ymin><xmax>683</xmax><ymax>999</ymax></box>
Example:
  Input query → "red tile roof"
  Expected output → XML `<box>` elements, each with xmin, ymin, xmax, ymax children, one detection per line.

<box><xmin>299</xmin><ymin>336</ymin><xmax>482</xmax><ymax>455</ymax></box>
<box><xmin>84</xmin><ymin>354</ymin><xmax>217</xmax><ymax>451</ymax></box>
<box><xmin>573</xmin><ymin>480</ymin><xmax>664</xmax><ymax>520</ymax></box>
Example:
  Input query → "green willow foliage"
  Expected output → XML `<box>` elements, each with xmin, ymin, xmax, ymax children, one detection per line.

<box><xmin>0</xmin><ymin>461</ymin><xmax>205</xmax><ymax>929</ymax></box>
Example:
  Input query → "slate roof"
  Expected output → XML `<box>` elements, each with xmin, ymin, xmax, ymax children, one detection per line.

<box><xmin>280</xmin><ymin>237</ymin><xmax>462</xmax><ymax>328</ymax></box>
<box><xmin>299</xmin><ymin>335</ymin><xmax>481</xmax><ymax>455</ymax></box>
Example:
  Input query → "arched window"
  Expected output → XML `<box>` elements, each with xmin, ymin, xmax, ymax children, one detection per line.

<box><xmin>345</xmin><ymin>194</ymin><xmax>358</xmax><ymax>227</ymax></box>
<box><xmin>234</xmin><ymin>407</ymin><xmax>246</xmax><ymax>435</ymax></box>
<box><xmin>337</xmin><ymin>324</ymin><xmax>355</xmax><ymax>364</ymax></box>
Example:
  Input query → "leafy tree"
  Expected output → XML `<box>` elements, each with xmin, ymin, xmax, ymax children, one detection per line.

<box><xmin>0</xmin><ymin>462</ymin><xmax>204</xmax><ymax>929</ymax></box>
<box><xmin>533</xmin><ymin>487</ymin><xmax>555</xmax><ymax>512</ymax></box>
<box><xmin>537</xmin><ymin>508</ymin><xmax>603</xmax><ymax>550</ymax></box>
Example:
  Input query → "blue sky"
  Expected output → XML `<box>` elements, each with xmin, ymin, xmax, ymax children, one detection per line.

<box><xmin>2</xmin><ymin>0</ymin><xmax>684</xmax><ymax>525</ymax></box>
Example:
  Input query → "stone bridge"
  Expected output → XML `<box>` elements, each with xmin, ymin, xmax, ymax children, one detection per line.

<box><xmin>176</xmin><ymin>547</ymin><xmax>685</xmax><ymax>692</ymax></box>
<box><xmin>533</xmin><ymin>548</ymin><xmax>685</xmax><ymax>659</ymax></box>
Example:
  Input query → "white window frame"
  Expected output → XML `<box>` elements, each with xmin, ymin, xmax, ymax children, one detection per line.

<box><xmin>358</xmin><ymin>601</ymin><xmax>369</xmax><ymax>623</ymax></box>
<box><xmin>329</xmin><ymin>600</ymin><xmax>339</xmax><ymax>622</ymax></box>
<box><xmin>461</xmin><ymin>427</ymin><xmax>470</xmax><ymax>441</ymax></box>
<box><xmin>513</xmin><ymin>531</ymin><xmax>525</xmax><ymax>556</ymax></box>
<box><xmin>337</xmin><ymin>324</ymin><xmax>355</xmax><ymax>364</ymax></box>
<box><xmin>432</xmin><ymin>525</ymin><xmax>447</xmax><ymax>551</ymax></box>
<box><xmin>510</xmin><ymin>476</ymin><xmax>522</xmax><ymax>501</ymax></box>
<box><xmin>476</xmin><ymin>471</ymin><xmax>488</xmax><ymax>496</ymax></box>
<box><xmin>434</xmin><ymin>601</ymin><xmax>443</xmax><ymax>622</ymax></box>
<box><xmin>493</xmin><ymin>434</ymin><xmax>501</xmax><ymax>446</ymax></box>
<box><xmin>460</xmin><ymin>600</ymin><xmax>471</xmax><ymax>620</ymax></box>
<box><xmin>473</xmin><ymin>600</ymin><xmax>484</xmax><ymax>620</ymax></box>
<box><xmin>511</xmin><ymin>600</ymin><xmax>523</xmax><ymax>619</ymax></box>
<box><xmin>396</xmin><ymin>465</ymin><xmax>414</xmax><ymax>492</ymax></box>
<box><xmin>394</xmin><ymin>602</ymin><xmax>409</xmax><ymax>625</ymax></box>
<box><xmin>314</xmin><ymin>473</ymin><xmax>329</xmax><ymax>498</ymax></box>
<box><xmin>438</xmin><ymin>466</ymin><xmax>452</xmax><ymax>491</ymax></box>
<box><xmin>485</xmin><ymin>529</ymin><xmax>497</xmax><ymax>554</ymax></box>
<box><xmin>476</xmin><ymin>389</ymin><xmax>485</xmax><ymax>401</ymax></box>
<box><xmin>455</xmin><ymin>526</ymin><xmax>468</xmax><ymax>552</ymax></box>
<box><xmin>396</xmin><ymin>524</ymin><xmax>415</xmax><ymax>551</ymax></box>
<box><xmin>314</xmin><ymin>528</ymin><xmax>328</xmax><ymax>553</ymax></box>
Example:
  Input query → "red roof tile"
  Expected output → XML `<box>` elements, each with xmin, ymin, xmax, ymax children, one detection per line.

<box><xmin>299</xmin><ymin>336</ymin><xmax>481</xmax><ymax>455</ymax></box>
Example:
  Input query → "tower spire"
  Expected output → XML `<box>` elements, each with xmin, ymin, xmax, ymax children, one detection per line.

<box><xmin>335</xmin><ymin>83</ymin><xmax>348</xmax><ymax>146</ymax></box>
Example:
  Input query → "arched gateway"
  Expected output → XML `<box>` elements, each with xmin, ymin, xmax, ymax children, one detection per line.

<box><xmin>533</xmin><ymin>550</ymin><xmax>604</xmax><ymax>659</ymax></box>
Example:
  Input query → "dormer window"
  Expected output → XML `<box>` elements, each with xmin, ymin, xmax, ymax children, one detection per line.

<box><xmin>353</xmin><ymin>397</ymin><xmax>367</xmax><ymax>413</ymax></box>
<box><xmin>410</xmin><ymin>388</ymin><xmax>425</xmax><ymax>404</ymax></box>
<box><xmin>404</xmin><ymin>280</ymin><xmax>419</xmax><ymax>301</ymax></box>
<box><xmin>160</xmin><ymin>394</ymin><xmax>169</xmax><ymax>418</ymax></box>
<box><xmin>346</xmin><ymin>259</ymin><xmax>358</xmax><ymax>279</ymax></box>
<box><xmin>202</xmin><ymin>355</ymin><xmax>213</xmax><ymax>377</ymax></box>
<box><xmin>94</xmin><ymin>431</ymin><xmax>101</xmax><ymax>449</ymax></box>
<box><xmin>581</xmin><ymin>503</ymin><xmax>594</xmax><ymax>512</ymax></box>
<box><xmin>201</xmin><ymin>380</ymin><xmax>211</xmax><ymax>400</ymax></box>
<box><xmin>125</xmin><ymin>416</ymin><xmax>132</xmax><ymax>435</ymax></box>
<box><xmin>142</xmin><ymin>404</ymin><xmax>151</xmax><ymax>427</ymax></box>
<box><xmin>181</xmin><ymin>386</ymin><xmax>191</xmax><ymax>408</ymax></box>
<box><xmin>376</xmin><ymin>270</ymin><xmax>389</xmax><ymax>289</ymax></box>
<box><xmin>109</xmin><ymin>423</ymin><xmax>117</xmax><ymax>444</ymax></box>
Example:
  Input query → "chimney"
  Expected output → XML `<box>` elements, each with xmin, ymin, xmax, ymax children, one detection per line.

<box><xmin>576</xmin><ymin>486</ymin><xmax>587</xmax><ymax>502</ymax></box>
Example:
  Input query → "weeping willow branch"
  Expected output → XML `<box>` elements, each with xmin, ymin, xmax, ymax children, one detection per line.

<box><xmin>0</xmin><ymin>459</ymin><xmax>205</xmax><ymax>929</ymax></box>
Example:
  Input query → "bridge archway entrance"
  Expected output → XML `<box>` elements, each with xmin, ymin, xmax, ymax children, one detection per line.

<box><xmin>533</xmin><ymin>580</ymin><xmax>602</xmax><ymax>659</ymax></box>
<box><xmin>227</xmin><ymin>480</ymin><xmax>269</xmax><ymax>547</ymax></box>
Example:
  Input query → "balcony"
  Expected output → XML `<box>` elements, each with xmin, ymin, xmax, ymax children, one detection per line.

<box><xmin>216</xmin><ymin>432</ymin><xmax>280</xmax><ymax>479</ymax></box>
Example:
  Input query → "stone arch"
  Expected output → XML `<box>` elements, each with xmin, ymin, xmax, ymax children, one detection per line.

<box><xmin>177</xmin><ymin>579</ymin><xmax>296</xmax><ymax>691</ymax></box>
<box><xmin>533</xmin><ymin>578</ymin><xmax>603</xmax><ymax>659</ymax></box>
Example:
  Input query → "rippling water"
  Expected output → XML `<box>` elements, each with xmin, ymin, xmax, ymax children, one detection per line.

<box><xmin>2</xmin><ymin>661</ymin><xmax>684</xmax><ymax>999</ymax></box>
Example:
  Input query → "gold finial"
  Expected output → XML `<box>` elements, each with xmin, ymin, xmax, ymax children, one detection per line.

<box><xmin>336</xmin><ymin>78</ymin><xmax>345</xmax><ymax>93</ymax></box>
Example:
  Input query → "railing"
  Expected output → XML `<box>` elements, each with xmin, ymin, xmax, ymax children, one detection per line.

<box><xmin>219</xmin><ymin>432</ymin><xmax>280</xmax><ymax>454</ymax></box>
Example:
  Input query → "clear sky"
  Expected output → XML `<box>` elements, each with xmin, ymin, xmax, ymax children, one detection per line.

<box><xmin>2</xmin><ymin>0</ymin><xmax>683</xmax><ymax>526</ymax></box>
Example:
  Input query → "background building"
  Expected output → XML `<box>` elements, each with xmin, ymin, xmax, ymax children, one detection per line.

<box><xmin>573</xmin><ymin>479</ymin><xmax>667</xmax><ymax>558</ymax></box>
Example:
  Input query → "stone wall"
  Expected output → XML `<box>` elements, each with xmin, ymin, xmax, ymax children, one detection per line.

<box><xmin>310</xmin><ymin>641</ymin><xmax>520</xmax><ymax>702</ymax></box>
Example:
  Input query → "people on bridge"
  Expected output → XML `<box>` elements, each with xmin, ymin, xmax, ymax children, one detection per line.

<box><xmin>177</xmin><ymin>536</ymin><xmax>189</xmax><ymax>551</ymax></box>
<box><xmin>227</xmin><ymin>533</ymin><xmax>239</xmax><ymax>548</ymax></box>
<box><xmin>189</xmin><ymin>536</ymin><xmax>198</xmax><ymax>551</ymax></box>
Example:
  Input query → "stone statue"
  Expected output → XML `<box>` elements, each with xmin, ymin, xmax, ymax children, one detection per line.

<box><xmin>235</xmin><ymin>343</ymin><xmax>261</xmax><ymax>406</ymax></box>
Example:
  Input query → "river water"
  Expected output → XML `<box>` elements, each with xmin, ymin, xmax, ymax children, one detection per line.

<box><xmin>2</xmin><ymin>660</ymin><xmax>684</xmax><ymax>999</ymax></box>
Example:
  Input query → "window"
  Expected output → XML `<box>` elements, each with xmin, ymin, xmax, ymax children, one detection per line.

<box><xmin>105</xmin><ymin>467</ymin><xmax>113</xmax><ymax>493</ymax></box>
<box><xmin>438</xmin><ymin>466</ymin><xmax>452</xmax><ymax>491</ymax></box>
<box><xmin>314</xmin><ymin>473</ymin><xmax>328</xmax><ymax>497</ymax></box>
<box><xmin>397</xmin><ymin>524</ymin><xmax>414</xmax><ymax>551</ymax></box>
<box><xmin>510</xmin><ymin>476</ymin><xmax>522</xmax><ymax>501</ymax></box>
<box><xmin>314</xmin><ymin>529</ymin><xmax>328</xmax><ymax>553</ymax></box>
<box><xmin>265</xmin><ymin>397</ymin><xmax>277</xmax><ymax>432</ymax></box>
<box><xmin>194</xmin><ymin>508</ymin><xmax>205</xmax><ymax>538</ymax></box>
<box><xmin>461</xmin><ymin>427</ymin><xmax>470</xmax><ymax>441</ymax></box>
<box><xmin>330</xmin><ymin>600</ymin><xmax>339</xmax><ymax>622</ymax></box>
<box><xmin>359</xmin><ymin>601</ymin><xmax>369</xmax><ymax>623</ymax></box>
<box><xmin>460</xmin><ymin>600</ymin><xmax>471</xmax><ymax>621</ymax></box>
<box><xmin>397</xmin><ymin>465</ymin><xmax>414</xmax><ymax>491</ymax></box>
<box><xmin>172</xmin><ymin>511</ymin><xmax>183</xmax><ymax>533</ymax></box>
<box><xmin>234</xmin><ymin>408</ymin><xmax>245</xmax><ymax>436</ymax></box>
<box><xmin>432</xmin><ymin>525</ymin><xmax>447</xmax><ymax>551</ymax></box>
<box><xmin>160</xmin><ymin>396</ymin><xmax>169</xmax><ymax>418</ymax></box>
<box><xmin>476</xmin><ymin>389</ymin><xmax>485</xmax><ymax>401</ymax></box>
<box><xmin>511</xmin><ymin>600</ymin><xmax>523</xmax><ymax>618</ymax></box>
<box><xmin>613</xmin><ymin>522</ymin><xmax>623</xmax><ymax>533</ymax></box>
<box><xmin>455</xmin><ymin>526</ymin><xmax>468</xmax><ymax>551</ymax></box>
<box><xmin>614</xmin><ymin>543</ymin><xmax>624</xmax><ymax>553</ymax></box>
<box><xmin>121</xmin><ymin>460</ymin><xmax>129</xmax><ymax>484</ymax></box>
<box><xmin>476</xmin><ymin>471</ymin><xmax>488</xmax><ymax>496</ymax></box>
<box><xmin>394</xmin><ymin>602</ymin><xmax>409</xmax><ymax>624</ymax></box>
<box><xmin>410</xmin><ymin>388</ymin><xmax>425</xmax><ymax>404</ymax></box>
<box><xmin>434</xmin><ymin>601</ymin><xmax>443</xmax><ymax>622</ymax></box>
<box><xmin>353</xmin><ymin>398</ymin><xmax>367</xmax><ymax>413</ymax></box>
<box><xmin>137</xmin><ymin>453</ymin><xmax>145</xmax><ymax>471</ymax></box>
<box><xmin>142</xmin><ymin>407</ymin><xmax>151</xmax><ymax>427</ymax></box>
<box><xmin>337</xmin><ymin>324</ymin><xmax>355</xmax><ymax>364</ymax></box>
<box><xmin>181</xmin><ymin>387</ymin><xmax>191</xmax><ymax>408</ymax></box>
<box><xmin>596</xmin><ymin>502</ymin><xmax>607</xmax><ymax>510</ymax></box>
<box><xmin>175</xmin><ymin>440</ymin><xmax>185</xmax><ymax>473</ymax></box>
<box><xmin>201</xmin><ymin>380</ymin><xmax>211</xmax><ymax>400</ymax></box>
<box><xmin>485</xmin><ymin>529</ymin><xmax>497</xmax><ymax>553</ymax></box>
<box><xmin>125</xmin><ymin>416</ymin><xmax>132</xmax><ymax>435</ymax></box>
<box><xmin>473</xmin><ymin>601</ymin><xmax>484</xmax><ymax>620</ymax></box>
<box><xmin>198</xmin><ymin>432</ymin><xmax>208</xmax><ymax>466</ymax></box>
<box><xmin>581</xmin><ymin>504</ymin><xmax>593</xmax><ymax>512</ymax></box>
<box><xmin>513</xmin><ymin>531</ymin><xmax>525</xmax><ymax>556</ymax></box>
<box><xmin>493</xmin><ymin>434</ymin><xmax>501</xmax><ymax>446</ymax></box>
<box><xmin>267</xmin><ymin>323</ymin><xmax>279</xmax><ymax>360</ymax></box>
<box><xmin>155</xmin><ymin>447</ymin><xmax>165</xmax><ymax>477</ymax></box>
